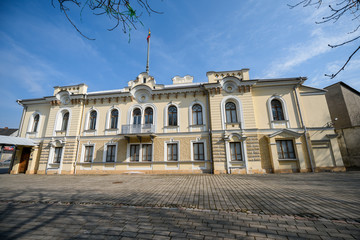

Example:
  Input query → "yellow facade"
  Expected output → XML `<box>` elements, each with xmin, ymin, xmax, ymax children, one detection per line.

<box><xmin>11</xmin><ymin>70</ymin><xmax>345</xmax><ymax>175</ymax></box>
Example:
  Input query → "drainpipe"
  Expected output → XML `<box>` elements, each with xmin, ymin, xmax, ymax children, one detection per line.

<box><xmin>16</xmin><ymin>100</ymin><xmax>26</xmax><ymax>137</ymax></box>
<box><xmin>204</xmin><ymin>85</ymin><xmax>214</xmax><ymax>174</ymax></box>
<box><xmin>74</xmin><ymin>94</ymin><xmax>87</xmax><ymax>174</ymax></box>
<box><xmin>293</xmin><ymin>83</ymin><xmax>315</xmax><ymax>172</ymax></box>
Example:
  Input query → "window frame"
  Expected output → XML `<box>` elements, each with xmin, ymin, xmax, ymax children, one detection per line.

<box><xmin>193</xmin><ymin>142</ymin><xmax>205</xmax><ymax>161</ymax></box>
<box><xmin>83</xmin><ymin>145</ymin><xmax>94</xmax><ymax>162</ymax></box>
<box><xmin>61</xmin><ymin>112</ymin><xmax>69</xmax><ymax>131</ymax></box>
<box><xmin>133</xmin><ymin>108</ymin><xmax>142</xmax><ymax>125</ymax></box>
<box><xmin>167</xmin><ymin>143</ymin><xmax>178</xmax><ymax>161</ymax></box>
<box><xmin>89</xmin><ymin>110</ymin><xmax>97</xmax><ymax>130</ymax></box>
<box><xmin>105</xmin><ymin>144</ymin><xmax>116</xmax><ymax>162</ymax></box>
<box><xmin>110</xmin><ymin>109</ymin><xmax>119</xmax><ymax>129</ymax></box>
<box><xmin>225</xmin><ymin>102</ymin><xmax>238</xmax><ymax>123</ymax></box>
<box><xmin>168</xmin><ymin>105</ymin><xmax>178</xmax><ymax>126</ymax></box>
<box><xmin>276</xmin><ymin>140</ymin><xmax>296</xmax><ymax>160</ymax></box>
<box><xmin>192</xmin><ymin>104</ymin><xmax>203</xmax><ymax>125</ymax></box>
<box><xmin>53</xmin><ymin>147</ymin><xmax>63</xmax><ymax>164</ymax></box>
<box><xmin>144</xmin><ymin>107</ymin><xmax>153</xmax><ymax>125</ymax></box>
<box><xmin>271</xmin><ymin>99</ymin><xmax>285</xmax><ymax>121</ymax></box>
<box><xmin>32</xmin><ymin>114</ymin><xmax>40</xmax><ymax>132</ymax></box>
<box><xmin>229</xmin><ymin>142</ymin><xmax>243</xmax><ymax>162</ymax></box>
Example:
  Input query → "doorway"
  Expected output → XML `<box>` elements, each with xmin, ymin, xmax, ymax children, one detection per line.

<box><xmin>18</xmin><ymin>147</ymin><xmax>31</xmax><ymax>173</ymax></box>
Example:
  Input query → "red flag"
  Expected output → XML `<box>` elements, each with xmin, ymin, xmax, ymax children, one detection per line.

<box><xmin>147</xmin><ymin>29</ymin><xmax>151</xmax><ymax>42</ymax></box>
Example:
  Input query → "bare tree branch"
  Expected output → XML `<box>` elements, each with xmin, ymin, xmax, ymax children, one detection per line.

<box><xmin>53</xmin><ymin>0</ymin><xmax>162</xmax><ymax>40</ymax></box>
<box><xmin>289</xmin><ymin>0</ymin><xmax>360</xmax><ymax>78</ymax></box>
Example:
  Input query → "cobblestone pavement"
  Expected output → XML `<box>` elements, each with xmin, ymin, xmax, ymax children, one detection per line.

<box><xmin>0</xmin><ymin>172</ymin><xmax>359</xmax><ymax>239</ymax></box>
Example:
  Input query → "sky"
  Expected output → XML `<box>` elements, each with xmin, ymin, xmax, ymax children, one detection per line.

<box><xmin>0</xmin><ymin>0</ymin><xmax>359</xmax><ymax>128</ymax></box>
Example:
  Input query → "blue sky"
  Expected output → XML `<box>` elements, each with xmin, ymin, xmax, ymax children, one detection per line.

<box><xmin>1</xmin><ymin>0</ymin><xmax>359</xmax><ymax>128</ymax></box>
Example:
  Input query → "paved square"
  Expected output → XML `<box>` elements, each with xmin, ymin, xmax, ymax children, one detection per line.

<box><xmin>0</xmin><ymin>172</ymin><xmax>359</xmax><ymax>239</ymax></box>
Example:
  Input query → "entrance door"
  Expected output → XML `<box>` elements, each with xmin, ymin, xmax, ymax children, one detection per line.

<box><xmin>18</xmin><ymin>148</ymin><xmax>31</xmax><ymax>173</ymax></box>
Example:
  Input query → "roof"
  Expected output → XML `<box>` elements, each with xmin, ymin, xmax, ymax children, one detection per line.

<box><xmin>0</xmin><ymin>128</ymin><xmax>18</xmax><ymax>136</ymax></box>
<box><xmin>324</xmin><ymin>81</ymin><xmax>360</xmax><ymax>96</ymax></box>
<box><xmin>0</xmin><ymin>136</ymin><xmax>38</xmax><ymax>146</ymax></box>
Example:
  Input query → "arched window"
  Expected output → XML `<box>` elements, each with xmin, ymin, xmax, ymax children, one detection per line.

<box><xmin>144</xmin><ymin>107</ymin><xmax>153</xmax><ymax>124</ymax></box>
<box><xmin>61</xmin><ymin>112</ymin><xmax>69</xmax><ymax>131</ymax></box>
<box><xmin>271</xmin><ymin>99</ymin><xmax>284</xmax><ymax>121</ymax></box>
<box><xmin>133</xmin><ymin>108</ymin><xmax>141</xmax><ymax>124</ymax></box>
<box><xmin>168</xmin><ymin>106</ymin><xmax>177</xmax><ymax>126</ymax></box>
<box><xmin>225</xmin><ymin>102</ymin><xmax>237</xmax><ymax>123</ymax></box>
<box><xmin>110</xmin><ymin>109</ymin><xmax>118</xmax><ymax>129</ymax></box>
<box><xmin>192</xmin><ymin>104</ymin><xmax>203</xmax><ymax>125</ymax></box>
<box><xmin>32</xmin><ymin>114</ymin><xmax>39</xmax><ymax>132</ymax></box>
<box><xmin>89</xmin><ymin>111</ymin><xmax>97</xmax><ymax>130</ymax></box>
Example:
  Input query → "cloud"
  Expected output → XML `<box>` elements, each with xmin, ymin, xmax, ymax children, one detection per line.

<box><xmin>263</xmin><ymin>27</ymin><xmax>356</xmax><ymax>78</ymax></box>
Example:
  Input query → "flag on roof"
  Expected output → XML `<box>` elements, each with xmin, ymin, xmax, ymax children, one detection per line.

<box><xmin>147</xmin><ymin>29</ymin><xmax>151</xmax><ymax>42</ymax></box>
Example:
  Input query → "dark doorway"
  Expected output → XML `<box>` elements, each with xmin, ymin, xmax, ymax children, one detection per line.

<box><xmin>18</xmin><ymin>147</ymin><xmax>31</xmax><ymax>173</ymax></box>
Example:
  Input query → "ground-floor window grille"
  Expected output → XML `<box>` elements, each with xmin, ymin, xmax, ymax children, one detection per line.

<box><xmin>230</xmin><ymin>142</ymin><xmax>242</xmax><ymax>161</ymax></box>
<box><xmin>167</xmin><ymin>143</ymin><xmax>178</xmax><ymax>161</ymax></box>
<box><xmin>53</xmin><ymin>147</ymin><xmax>63</xmax><ymax>163</ymax></box>
<box><xmin>84</xmin><ymin>146</ymin><xmax>94</xmax><ymax>162</ymax></box>
<box><xmin>106</xmin><ymin>145</ymin><xmax>116</xmax><ymax>162</ymax></box>
<box><xmin>193</xmin><ymin>142</ymin><xmax>204</xmax><ymax>160</ymax></box>
<box><xmin>276</xmin><ymin>140</ymin><xmax>296</xmax><ymax>159</ymax></box>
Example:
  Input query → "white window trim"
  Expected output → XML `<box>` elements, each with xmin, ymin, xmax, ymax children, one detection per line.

<box><xmin>224</xmin><ymin>133</ymin><xmax>248</xmax><ymax>174</ymax></box>
<box><xmin>220</xmin><ymin>96</ymin><xmax>244</xmax><ymax>130</ymax></box>
<box><xmin>26</xmin><ymin>111</ymin><xmax>41</xmax><ymax>138</ymax></box>
<box><xmin>188</xmin><ymin>101</ymin><xmax>206</xmax><ymax>131</ymax></box>
<box><xmin>126</xmin><ymin>143</ymin><xmax>154</xmax><ymax>162</ymax></box>
<box><xmin>84</xmin><ymin>107</ymin><xmax>99</xmax><ymax>133</ymax></box>
<box><xmin>164</xmin><ymin>102</ymin><xmax>180</xmax><ymax>133</ymax></box>
<box><xmin>53</xmin><ymin>108</ymin><xmax>72</xmax><ymax>136</ymax></box>
<box><xmin>190</xmin><ymin>139</ymin><xmax>207</xmax><ymax>161</ymax></box>
<box><xmin>47</xmin><ymin>144</ymin><xmax>65</xmax><ymax>174</ymax></box>
<box><xmin>103</xmin><ymin>142</ymin><xmax>118</xmax><ymax>163</ymax></box>
<box><xmin>105</xmin><ymin>106</ymin><xmax>121</xmax><ymax>131</ymax></box>
<box><xmin>81</xmin><ymin>143</ymin><xmax>95</xmax><ymax>163</ymax></box>
<box><xmin>267</xmin><ymin>96</ymin><xmax>290</xmax><ymax>128</ymax></box>
<box><xmin>164</xmin><ymin>140</ymin><xmax>180</xmax><ymax>162</ymax></box>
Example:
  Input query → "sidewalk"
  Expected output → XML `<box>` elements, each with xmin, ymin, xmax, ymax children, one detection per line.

<box><xmin>0</xmin><ymin>173</ymin><xmax>359</xmax><ymax>239</ymax></box>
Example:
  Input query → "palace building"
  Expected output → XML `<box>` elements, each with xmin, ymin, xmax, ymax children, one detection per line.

<box><xmin>9</xmin><ymin>68</ymin><xmax>345</xmax><ymax>174</ymax></box>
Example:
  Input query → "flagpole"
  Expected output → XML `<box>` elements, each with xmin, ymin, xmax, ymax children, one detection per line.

<box><xmin>146</xmin><ymin>29</ymin><xmax>150</xmax><ymax>74</ymax></box>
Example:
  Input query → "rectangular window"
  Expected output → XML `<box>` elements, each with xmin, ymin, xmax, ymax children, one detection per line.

<box><xmin>84</xmin><ymin>146</ymin><xmax>94</xmax><ymax>162</ymax></box>
<box><xmin>53</xmin><ymin>147</ymin><xmax>63</xmax><ymax>163</ymax></box>
<box><xmin>142</xmin><ymin>144</ymin><xmax>152</xmax><ymax>162</ymax></box>
<box><xmin>167</xmin><ymin>143</ymin><xmax>178</xmax><ymax>161</ymax></box>
<box><xmin>230</xmin><ymin>142</ymin><xmax>242</xmax><ymax>161</ymax></box>
<box><xmin>276</xmin><ymin>140</ymin><xmax>296</xmax><ymax>159</ymax></box>
<box><xmin>130</xmin><ymin>145</ymin><xmax>140</xmax><ymax>162</ymax></box>
<box><xmin>106</xmin><ymin>145</ymin><xmax>116</xmax><ymax>162</ymax></box>
<box><xmin>193</xmin><ymin>142</ymin><xmax>205</xmax><ymax>161</ymax></box>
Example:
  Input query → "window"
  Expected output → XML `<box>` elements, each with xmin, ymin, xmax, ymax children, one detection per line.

<box><xmin>271</xmin><ymin>99</ymin><xmax>284</xmax><ymax>121</ymax></box>
<box><xmin>89</xmin><ymin>111</ymin><xmax>97</xmax><ymax>130</ymax></box>
<box><xmin>193</xmin><ymin>142</ymin><xmax>204</xmax><ymax>161</ymax></box>
<box><xmin>110</xmin><ymin>109</ymin><xmax>118</xmax><ymax>129</ymax></box>
<box><xmin>230</xmin><ymin>142</ymin><xmax>242</xmax><ymax>161</ymax></box>
<box><xmin>144</xmin><ymin>107</ymin><xmax>153</xmax><ymax>124</ymax></box>
<box><xmin>167</xmin><ymin>143</ymin><xmax>178</xmax><ymax>161</ymax></box>
<box><xmin>142</xmin><ymin>144</ymin><xmax>152</xmax><ymax>161</ymax></box>
<box><xmin>130</xmin><ymin>145</ymin><xmax>140</xmax><ymax>161</ymax></box>
<box><xmin>276</xmin><ymin>140</ymin><xmax>296</xmax><ymax>159</ymax></box>
<box><xmin>84</xmin><ymin>146</ymin><xmax>94</xmax><ymax>162</ymax></box>
<box><xmin>106</xmin><ymin>145</ymin><xmax>116</xmax><ymax>162</ymax></box>
<box><xmin>192</xmin><ymin>104</ymin><xmax>203</xmax><ymax>125</ymax></box>
<box><xmin>168</xmin><ymin>106</ymin><xmax>177</xmax><ymax>126</ymax></box>
<box><xmin>133</xmin><ymin>108</ymin><xmax>141</xmax><ymax>125</ymax></box>
<box><xmin>61</xmin><ymin>112</ymin><xmax>69</xmax><ymax>131</ymax></box>
<box><xmin>32</xmin><ymin>114</ymin><xmax>39</xmax><ymax>132</ymax></box>
<box><xmin>53</xmin><ymin>147</ymin><xmax>63</xmax><ymax>163</ymax></box>
<box><xmin>225</xmin><ymin>102</ymin><xmax>237</xmax><ymax>123</ymax></box>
